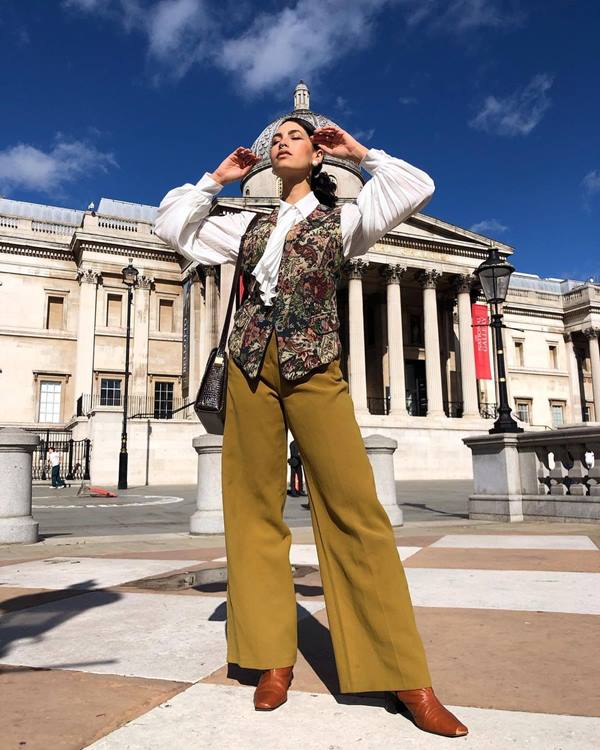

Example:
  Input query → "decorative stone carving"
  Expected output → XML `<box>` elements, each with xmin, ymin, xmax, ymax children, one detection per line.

<box><xmin>454</xmin><ymin>273</ymin><xmax>475</xmax><ymax>295</ymax></box>
<box><xmin>583</xmin><ymin>327</ymin><xmax>600</xmax><ymax>340</ymax></box>
<box><xmin>136</xmin><ymin>274</ymin><xmax>154</xmax><ymax>290</ymax></box>
<box><xmin>382</xmin><ymin>264</ymin><xmax>407</xmax><ymax>284</ymax></box>
<box><xmin>77</xmin><ymin>267</ymin><xmax>101</xmax><ymax>285</ymax></box>
<box><xmin>345</xmin><ymin>258</ymin><xmax>369</xmax><ymax>280</ymax></box>
<box><xmin>418</xmin><ymin>268</ymin><xmax>441</xmax><ymax>289</ymax></box>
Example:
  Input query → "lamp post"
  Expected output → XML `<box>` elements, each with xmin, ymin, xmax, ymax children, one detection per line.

<box><xmin>118</xmin><ymin>258</ymin><xmax>139</xmax><ymax>489</ymax></box>
<box><xmin>474</xmin><ymin>247</ymin><xmax>523</xmax><ymax>434</ymax></box>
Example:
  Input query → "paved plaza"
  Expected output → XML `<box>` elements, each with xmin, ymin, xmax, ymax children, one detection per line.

<box><xmin>1</xmin><ymin>516</ymin><xmax>599</xmax><ymax>749</ymax></box>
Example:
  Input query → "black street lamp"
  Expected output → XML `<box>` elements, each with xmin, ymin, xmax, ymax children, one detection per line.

<box><xmin>474</xmin><ymin>247</ymin><xmax>523</xmax><ymax>434</ymax></box>
<box><xmin>118</xmin><ymin>258</ymin><xmax>139</xmax><ymax>489</ymax></box>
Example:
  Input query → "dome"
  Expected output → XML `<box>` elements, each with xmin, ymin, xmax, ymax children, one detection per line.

<box><xmin>240</xmin><ymin>81</ymin><xmax>365</xmax><ymax>199</ymax></box>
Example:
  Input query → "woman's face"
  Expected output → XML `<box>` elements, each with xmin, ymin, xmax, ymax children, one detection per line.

<box><xmin>270</xmin><ymin>120</ymin><xmax>322</xmax><ymax>178</ymax></box>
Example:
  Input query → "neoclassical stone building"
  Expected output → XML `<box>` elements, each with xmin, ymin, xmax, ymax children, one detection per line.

<box><xmin>1</xmin><ymin>83</ymin><xmax>599</xmax><ymax>484</ymax></box>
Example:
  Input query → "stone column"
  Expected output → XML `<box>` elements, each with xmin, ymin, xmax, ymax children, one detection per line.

<box><xmin>188</xmin><ymin>271</ymin><xmax>204</xmax><ymax>398</ymax></box>
<box><xmin>584</xmin><ymin>327</ymin><xmax>600</xmax><ymax>419</ymax></box>
<box><xmin>131</xmin><ymin>274</ymin><xmax>153</xmax><ymax>400</ymax></box>
<box><xmin>383</xmin><ymin>264</ymin><xmax>407</xmax><ymax>416</ymax></box>
<box><xmin>0</xmin><ymin>428</ymin><xmax>39</xmax><ymax>543</ymax></box>
<box><xmin>219</xmin><ymin>263</ymin><xmax>236</xmax><ymax>339</ymax></box>
<box><xmin>418</xmin><ymin>269</ymin><xmax>445</xmax><ymax>418</ymax></box>
<box><xmin>364</xmin><ymin>434</ymin><xmax>403</xmax><ymax>526</ymax></box>
<box><xmin>74</xmin><ymin>267</ymin><xmax>101</xmax><ymax>409</ymax></box>
<box><xmin>455</xmin><ymin>274</ymin><xmax>480</xmax><ymax>418</ymax></box>
<box><xmin>190</xmin><ymin>434</ymin><xmax>224</xmax><ymax>534</ymax></box>
<box><xmin>564</xmin><ymin>332</ymin><xmax>583</xmax><ymax>423</ymax></box>
<box><xmin>204</xmin><ymin>266</ymin><xmax>219</xmax><ymax>350</ymax></box>
<box><xmin>346</xmin><ymin>259</ymin><xmax>369</xmax><ymax>413</ymax></box>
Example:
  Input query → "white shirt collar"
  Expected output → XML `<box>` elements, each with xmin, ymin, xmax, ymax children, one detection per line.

<box><xmin>278</xmin><ymin>190</ymin><xmax>319</xmax><ymax>220</ymax></box>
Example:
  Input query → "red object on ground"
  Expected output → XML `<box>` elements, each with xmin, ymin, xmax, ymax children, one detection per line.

<box><xmin>88</xmin><ymin>487</ymin><xmax>118</xmax><ymax>498</ymax></box>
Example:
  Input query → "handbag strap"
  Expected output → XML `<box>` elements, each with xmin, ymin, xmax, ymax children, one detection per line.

<box><xmin>217</xmin><ymin>212</ymin><xmax>261</xmax><ymax>351</ymax></box>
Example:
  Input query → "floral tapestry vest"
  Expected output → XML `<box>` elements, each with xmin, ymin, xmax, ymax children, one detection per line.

<box><xmin>227</xmin><ymin>203</ymin><xmax>345</xmax><ymax>380</ymax></box>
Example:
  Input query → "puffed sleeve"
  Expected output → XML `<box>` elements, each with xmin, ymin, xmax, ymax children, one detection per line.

<box><xmin>341</xmin><ymin>148</ymin><xmax>435</xmax><ymax>258</ymax></box>
<box><xmin>153</xmin><ymin>172</ymin><xmax>256</xmax><ymax>265</ymax></box>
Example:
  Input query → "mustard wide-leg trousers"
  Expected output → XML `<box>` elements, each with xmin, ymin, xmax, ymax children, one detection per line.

<box><xmin>221</xmin><ymin>330</ymin><xmax>432</xmax><ymax>693</ymax></box>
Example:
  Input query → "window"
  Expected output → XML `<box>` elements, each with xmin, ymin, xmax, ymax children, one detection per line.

<box><xmin>100</xmin><ymin>378</ymin><xmax>121</xmax><ymax>406</ymax></box>
<box><xmin>515</xmin><ymin>398</ymin><xmax>532</xmax><ymax>424</ymax></box>
<box><xmin>409</xmin><ymin>314</ymin><xmax>423</xmax><ymax>346</ymax></box>
<box><xmin>106</xmin><ymin>293</ymin><xmax>123</xmax><ymax>327</ymax></box>
<box><xmin>550</xmin><ymin>401</ymin><xmax>565</xmax><ymax>427</ymax></box>
<box><xmin>39</xmin><ymin>381</ymin><xmax>62</xmax><ymax>423</ymax></box>
<box><xmin>154</xmin><ymin>381</ymin><xmax>174</xmax><ymax>419</ymax></box>
<box><xmin>158</xmin><ymin>299</ymin><xmax>174</xmax><ymax>332</ymax></box>
<box><xmin>46</xmin><ymin>296</ymin><xmax>64</xmax><ymax>329</ymax></box>
<box><xmin>548</xmin><ymin>344</ymin><xmax>558</xmax><ymax>369</ymax></box>
<box><xmin>514</xmin><ymin>340</ymin><xmax>524</xmax><ymax>366</ymax></box>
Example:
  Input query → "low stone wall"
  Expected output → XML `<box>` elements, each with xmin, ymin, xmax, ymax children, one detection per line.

<box><xmin>463</xmin><ymin>424</ymin><xmax>600</xmax><ymax>522</ymax></box>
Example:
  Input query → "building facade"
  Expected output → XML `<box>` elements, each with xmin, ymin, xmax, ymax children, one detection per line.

<box><xmin>1</xmin><ymin>84</ymin><xmax>599</xmax><ymax>484</ymax></box>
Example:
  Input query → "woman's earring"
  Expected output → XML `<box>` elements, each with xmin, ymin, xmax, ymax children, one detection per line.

<box><xmin>312</xmin><ymin>160</ymin><xmax>318</xmax><ymax>167</ymax></box>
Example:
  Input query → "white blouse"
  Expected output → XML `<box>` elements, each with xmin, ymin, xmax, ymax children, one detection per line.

<box><xmin>154</xmin><ymin>148</ymin><xmax>435</xmax><ymax>306</ymax></box>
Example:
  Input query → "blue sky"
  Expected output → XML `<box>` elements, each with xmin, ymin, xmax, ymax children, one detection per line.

<box><xmin>1</xmin><ymin>0</ymin><xmax>599</xmax><ymax>280</ymax></box>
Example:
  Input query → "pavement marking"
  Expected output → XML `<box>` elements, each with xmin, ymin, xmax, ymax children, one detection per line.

<box><xmin>0</xmin><ymin>556</ymin><xmax>205</xmax><ymax>591</ymax></box>
<box><xmin>406</xmin><ymin>568</ymin><xmax>600</xmax><ymax>615</ymax></box>
<box><xmin>32</xmin><ymin>494</ymin><xmax>185</xmax><ymax>509</ymax></box>
<box><xmin>84</xmin><ymin>681</ymin><xmax>600</xmax><ymax>750</ymax></box>
<box><xmin>431</xmin><ymin>534</ymin><xmax>598</xmax><ymax>550</ymax></box>
<box><xmin>212</xmin><ymin>545</ymin><xmax>422</xmax><ymax>566</ymax></box>
<box><xmin>0</xmin><ymin>593</ymin><xmax>325</xmax><ymax>683</ymax></box>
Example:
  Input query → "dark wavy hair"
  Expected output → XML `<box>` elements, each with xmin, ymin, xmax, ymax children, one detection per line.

<box><xmin>280</xmin><ymin>116</ymin><xmax>338</xmax><ymax>208</ymax></box>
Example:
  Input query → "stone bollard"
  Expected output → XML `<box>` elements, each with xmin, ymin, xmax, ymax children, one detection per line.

<box><xmin>364</xmin><ymin>434</ymin><xmax>403</xmax><ymax>526</ymax></box>
<box><xmin>0</xmin><ymin>427</ymin><xmax>40</xmax><ymax>544</ymax></box>
<box><xmin>190</xmin><ymin>433</ymin><xmax>225</xmax><ymax>535</ymax></box>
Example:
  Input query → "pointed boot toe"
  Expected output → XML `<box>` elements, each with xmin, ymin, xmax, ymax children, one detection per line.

<box><xmin>253</xmin><ymin>667</ymin><xmax>293</xmax><ymax>711</ymax></box>
<box><xmin>394</xmin><ymin>687</ymin><xmax>468</xmax><ymax>737</ymax></box>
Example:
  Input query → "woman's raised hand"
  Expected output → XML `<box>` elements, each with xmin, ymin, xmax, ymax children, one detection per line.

<box><xmin>311</xmin><ymin>126</ymin><xmax>368</xmax><ymax>165</ymax></box>
<box><xmin>211</xmin><ymin>147</ymin><xmax>261</xmax><ymax>185</ymax></box>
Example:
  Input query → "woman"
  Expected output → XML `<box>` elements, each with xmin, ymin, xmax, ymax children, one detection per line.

<box><xmin>154</xmin><ymin>119</ymin><xmax>468</xmax><ymax>738</ymax></box>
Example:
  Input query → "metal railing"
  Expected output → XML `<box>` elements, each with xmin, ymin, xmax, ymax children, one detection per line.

<box><xmin>26</xmin><ymin>428</ymin><xmax>91</xmax><ymax>481</ymax></box>
<box><xmin>77</xmin><ymin>393</ymin><xmax>196</xmax><ymax>420</ymax></box>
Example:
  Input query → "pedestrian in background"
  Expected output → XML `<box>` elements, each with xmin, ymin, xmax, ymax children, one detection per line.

<box><xmin>287</xmin><ymin>440</ymin><xmax>307</xmax><ymax>497</ymax></box>
<box><xmin>47</xmin><ymin>446</ymin><xmax>68</xmax><ymax>490</ymax></box>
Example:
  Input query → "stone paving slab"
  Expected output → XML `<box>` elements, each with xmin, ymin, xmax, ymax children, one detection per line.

<box><xmin>0</xmin><ymin>557</ymin><xmax>207</xmax><ymax>590</ymax></box>
<box><xmin>431</xmin><ymin>534</ymin><xmax>599</xmax><ymax>550</ymax></box>
<box><xmin>213</xmin><ymin>543</ymin><xmax>423</xmax><ymax>566</ymax></box>
<box><xmin>84</xmin><ymin>682</ymin><xmax>600</xmax><ymax>750</ymax></box>
<box><xmin>0</xmin><ymin>591</ymin><xmax>325</xmax><ymax>682</ymax></box>
<box><xmin>405</xmin><ymin>568</ymin><xmax>600</xmax><ymax>614</ymax></box>
<box><xmin>0</xmin><ymin>665</ymin><xmax>187</xmax><ymax>750</ymax></box>
<box><xmin>404</xmin><ymin>547</ymin><xmax>600</xmax><ymax>572</ymax></box>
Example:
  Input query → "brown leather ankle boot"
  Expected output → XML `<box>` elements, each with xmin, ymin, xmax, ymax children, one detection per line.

<box><xmin>394</xmin><ymin>687</ymin><xmax>468</xmax><ymax>737</ymax></box>
<box><xmin>254</xmin><ymin>667</ymin><xmax>294</xmax><ymax>711</ymax></box>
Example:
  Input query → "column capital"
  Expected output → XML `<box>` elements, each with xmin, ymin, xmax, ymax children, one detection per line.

<box><xmin>345</xmin><ymin>258</ymin><xmax>369</xmax><ymax>280</ymax></box>
<box><xmin>204</xmin><ymin>265</ymin><xmax>218</xmax><ymax>278</ymax></box>
<box><xmin>453</xmin><ymin>273</ymin><xmax>476</xmax><ymax>295</ymax></box>
<box><xmin>136</xmin><ymin>274</ymin><xmax>154</xmax><ymax>291</ymax></box>
<box><xmin>381</xmin><ymin>263</ymin><xmax>407</xmax><ymax>284</ymax></box>
<box><xmin>77</xmin><ymin>267</ymin><xmax>102</xmax><ymax>285</ymax></box>
<box><xmin>417</xmin><ymin>268</ymin><xmax>441</xmax><ymax>289</ymax></box>
<box><xmin>583</xmin><ymin>327</ymin><xmax>600</xmax><ymax>340</ymax></box>
<box><xmin>563</xmin><ymin>331</ymin><xmax>574</xmax><ymax>343</ymax></box>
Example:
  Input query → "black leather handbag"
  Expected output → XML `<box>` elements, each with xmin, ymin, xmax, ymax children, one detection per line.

<box><xmin>194</xmin><ymin>215</ymin><xmax>259</xmax><ymax>434</ymax></box>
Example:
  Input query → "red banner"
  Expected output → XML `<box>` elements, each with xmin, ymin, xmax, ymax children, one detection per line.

<box><xmin>472</xmin><ymin>303</ymin><xmax>491</xmax><ymax>380</ymax></box>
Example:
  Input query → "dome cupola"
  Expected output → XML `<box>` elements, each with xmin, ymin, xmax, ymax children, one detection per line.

<box><xmin>240</xmin><ymin>81</ymin><xmax>365</xmax><ymax>199</ymax></box>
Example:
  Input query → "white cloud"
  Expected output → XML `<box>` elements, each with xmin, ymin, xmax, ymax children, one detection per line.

<box><xmin>470</xmin><ymin>218</ymin><xmax>508</xmax><ymax>234</ymax></box>
<box><xmin>469</xmin><ymin>73</ymin><xmax>553</xmax><ymax>136</ymax></box>
<box><xmin>217</xmin><ymin>0</ymin><xmax>388</xmax><ymax>94</ymax></box>
<box><xmin>582</xmin><ymin>170</ymin><xmax>600</xmax><ymax>195</ymax></box>
<box><xmin>353</xmin><ymin>128</ymin><xmax>376</xmax><ymax>142</ymax></box>
<box><xmin>0</xmin><ymin>138</ymin><xmax>117</xmax><ymax>195</ymax></box>
<box><xmin>398</xmin><ymin>96</ymin><xmax>417</xmax><ymax>105</ymax></box>
<box><xmin>62</xmin><ymin>0</ymin><xmax>105</xmax><ymax>9</ymax></box>
<box><xmin>401</xmin><ymin>0</ymin><xmax>523</xmax><ymax>33</ymax></box>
